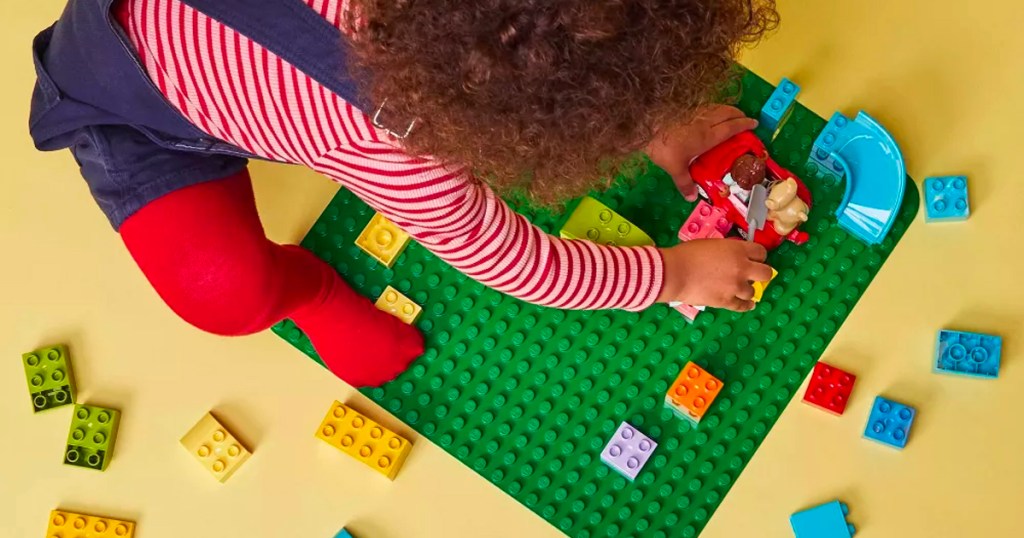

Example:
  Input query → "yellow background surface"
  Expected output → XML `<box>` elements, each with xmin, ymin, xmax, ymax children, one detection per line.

<box><xmin>2</xmin><ymin>1</ymin><xmax>1022</xmax><ymax>536</ymax></box>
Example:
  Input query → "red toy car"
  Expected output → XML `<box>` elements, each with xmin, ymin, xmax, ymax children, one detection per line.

<box><xmin>687</xmin><ymin>131</ymin><xmax>811</xmax><ymax>250</ymax></box>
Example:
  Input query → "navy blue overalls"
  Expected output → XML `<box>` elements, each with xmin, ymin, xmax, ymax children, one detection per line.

<box><xmin>29</xmin><ymin>0</ymin><xmax>369</xmax><ymax>229</ymax></box>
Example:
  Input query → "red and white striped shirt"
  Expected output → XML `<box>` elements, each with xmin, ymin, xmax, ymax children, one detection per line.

<box><xmin>117</xmin><ymin>0</ymin><xmax>663</xmax><ymax>310</ymax></box>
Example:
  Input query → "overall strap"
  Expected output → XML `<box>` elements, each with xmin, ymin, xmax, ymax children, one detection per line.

<box><xmin>178</xmin><ymin>0</ymin><xmax>369</xmax><ymax>112</ymax></box>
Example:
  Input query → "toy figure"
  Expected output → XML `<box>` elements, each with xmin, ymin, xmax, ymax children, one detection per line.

<box><xmin>730</xmin><ymin>154</ymin><xmax>767</xmax><ymax>189</ymax></box>
<box><xmin>765</xmin><ymin>178</ymin><xmax>810</xmax><ymax>235</ymax></box>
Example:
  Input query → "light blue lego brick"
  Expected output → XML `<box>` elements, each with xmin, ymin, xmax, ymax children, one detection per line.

<box><xmin>759</xmin><ymin>77</ymin><xmax>801</xmax><ymax>134</ymax></box>
<box><xmin>863</xmin><ymin>396</ymin><xmax>915</xmax><ymax>449</ymax></box>
<box><xmin>808</xmin><ymin>112</ymin><xmax>850</xmax><ymax>174</ymax></box>
<box><xmin>333</xmin><ymin>529</ymin><xmax>355</xmax><ymax>538</ymax></box>
<box><xmin>935</xmin><ymin>329</ymin><xmax>1001</xmax><ymax>378</ymax></box>
<box><xmin>790</xmin><ymin>500</ymin><xmax>856</xmax><ymax>538</ymax></box>
<box><xmin>923</xmin><ymin>176</ymin><xmax>970</xmax><ymax>222</ymax></box>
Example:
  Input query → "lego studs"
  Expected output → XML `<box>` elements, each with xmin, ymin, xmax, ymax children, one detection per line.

<box><xmin>600</xmin><ymin>421</ymin><xmax>657</xmax><ymax>481</ymax></box>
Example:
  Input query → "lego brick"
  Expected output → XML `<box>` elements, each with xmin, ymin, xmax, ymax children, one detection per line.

<box><xmin>22</xmin><ymin>344</ymin><xmax>76</xmax><ymax>413</ymax></box>
<box><xmin>923</xmin><ymin>176</ymin><xmax>970</xmax><ymax>222</ymax></box>
<box><xmin>271</xmin><ymin>68</ymin><xmax>920</xmax><ymax>538</ymax></box>
<box><xmin>181</xmin><ymin>412</ymin><xmax>252</xmax><ymax>482</ymax></box>
<box><xmin>751</xmin><ymin>267</ymin><xmax>778</xmax><ymax>303</ymax></box>
<box><xmin>802</xmin><ymin>361</ymin><xmax>856</xmax><ymax>415</ymax></box>
<box><xmin>790</xmin><ymin>500</ymin><xmax>855</xmax><ymax>538</ymax></box>
<box><xmin>64</xmin><ymin>404</ymin><xmax>120</xmax><ymax>471</ymax></box>
<box><xmin>935</xmin><ymin>329</ymin><xmax>1001</xmax><ymax>378</ymax></box>
<box><xmin>678</xmin><ymin>200</ymin><xmax>731</xmax><ymax>241</ymax></box>
<box><xmin>316</xmin><ymin>401</ymin><xmax>412</xmax><ymax>480</ymax></box>
<box><xmin>559</xmin><ymin>196</ymin><xmax>654</xmax><ymax>247</ymax></box>
<box><xmin>863</xmin><ymin>396</ymin><xmax>916</xmax><ymax>449</ymax></box>
<box><xmin>808</xmin><ymin>112</ymin><xmax>850</xmax><ymax>174</ymax></box>
<box><xmin>355</xmin><ymin>212</ymin><xmax>410</xmax><ymax>267</ymax></box>
<box><xmin>599</xmin><ymin>421</ymin><xmax>657</xmax><ymax>481</ymax></box>
<box><xmin>759</xmin><ymin>77</ymin><xmax>801</xmax><ymax>135</ymax></box>
<box><xmin>47</xmin><ymin>509</ymin><xmax>136</xmax><ymax>538</ymax></box>
<box><xmin>375</xmin><ymin>285</ymin><xmax>422</xmax><ymax>324</ymax></box>
<box><xmin>333</xmin><ymin>529</ymin><xmax>355</xmax><ymax>538</ymax></box>
<box><xmin>672</xmin><ymin>302</ymin><xmax>703</xmax><ymax>322</ymax></box>
<box><xmin>664</xmin><ymin>362</ymin><xmax>723</xmax><ymax>425</ymax></box>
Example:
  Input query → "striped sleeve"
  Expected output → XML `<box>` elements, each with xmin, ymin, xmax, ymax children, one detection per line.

<box><xmin>118</xmin><ymin>0</ymin><xmax>665</xmax><ymax>311</ymax></box>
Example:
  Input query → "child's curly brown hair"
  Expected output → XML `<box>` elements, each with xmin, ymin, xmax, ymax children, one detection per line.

<box><xmin>346</xmin><ymin>0</ymin><xmax>779</xmax><ymax>204</ymax></box>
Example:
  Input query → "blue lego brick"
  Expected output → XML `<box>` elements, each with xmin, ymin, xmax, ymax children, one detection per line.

<box><xmin>791</xmin><ymin>500</ymin><xmax>856</xmax><ymax>538</ymax></box>
<box><xmin>863</xmin><ymin>396</ymin><xmax>916</xmax><ymax>449</ymax></box>
<box><xmin>333</xmin><ymin>529</ymin><xmax>355</xmax><ymax>538</ymax></box>
<box><xmin>759</xmin><ymin>77</ymin><xmax>801</xmax><ymax>134</ymax></box>
<box><xmin>808</xmin><ymin>112</ymin><xmax>850</xmax><ymax>174</ymax></box>
<box><xmin>923</xmin><ymin>176</ymin><xmax>970</xmax><ymax>222</ymax></box>
<box><xmin>935</xmin><ymin>329</ymin><xmax>1001</xmax><ymax>378</ymax></box>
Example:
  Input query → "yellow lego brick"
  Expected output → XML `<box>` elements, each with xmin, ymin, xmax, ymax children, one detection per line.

<box><xmin>752</xmin><ymin>268</ymin><xmax>779</xmax><ymax>303</ymax></box>
<box><xmin>375</xmin><ymin>286</ymin><xmax>422</xmax><ymax>325</ymax></box>
<box><xmin>316</xmin><ymin>401</ymin><xmax>412</xmax><ymax>480</ymax></box>
<box><xmin>355</xmin><ymin>213</ymin><xmax>410</xmax><ymax>268</ymax></box>
<box><xmin>180</xmin><ymin>412</ymin><xmax>252</xmax><ymax>483</ymax></box>
<box><xmin>46</xmin><ymin>509</ymin><xmax>135</xmax><ymax>538</ymax></box>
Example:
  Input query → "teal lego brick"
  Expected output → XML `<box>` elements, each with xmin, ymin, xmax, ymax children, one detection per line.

<box><xmin>759</xmin><ymin>77</ymin><xmax>800</xmax><ymax>135</ymax></box>
<box><xmin>64</xmin><ymin>404</ymin><xmax>120</xmax><ymax>471</ymax></box>
<box><xmin>863</xmin><ymin>396</ymin><xmax>915</xmax><ymax>449</ymax></box>
<box><xmin>935</xmin><ymin>329</ymin><xmax>1000</xmax><ymax>378</ymax></box>
<box><xmin>22</xmin><ymin>344</ymin><xmax>76</xmax><ymax>413</ymax></box>
<box><xmin>559</xmin><ymin>196</ymin><xmax>654</xmax><ymax>247</ymax></box>
<box><xmin>923</xmin><ymin>176</ymin><xmax>970</xmax><ymax>222</ymax></box>
<box><xmin>272</xmin><ymin>68</ymin><xmax>919</xmax><ymax>538</ymax></box>
<box><xmin>333</xmin><ymin>529</ymin><xmax>355</xmax><ymax>538</ymax></box>
<box><xmin>791</xmin><ymin>500</ymin><xmax>856</xmax><ymax>538</ymax></box>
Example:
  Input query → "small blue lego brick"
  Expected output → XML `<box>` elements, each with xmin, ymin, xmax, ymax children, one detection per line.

<box><xmin>790</xmin><ymin>500</ymin><xmax>856</xmax><ymax>538</ymax></box>
<box><xmin>935</xmin><ymin>329</ymin><xmax>1001</xmax><ymax>378</ymax></box>
<box><xmin>808</xmin><ymin>112</ymin><xmax>850</xmax><ymax>174</ymax></box>
<box><xmin>863</xmin><ymin>396</ymin><xmax>916</xmax><ymax>449</ymax></box>
<box><xmin>923</xmin><ymin>176</ymin><xmax>970</xmax><ymax>222</ymax></box>
<box><xmin>759</xmin><ymin>77</ymin><xmax>801</xmax><ymax>134</ymax></box>
<box><xmin>333</xmin><ymin>529</ymin><xmax>355</xmax><ymax>538</ymax></box>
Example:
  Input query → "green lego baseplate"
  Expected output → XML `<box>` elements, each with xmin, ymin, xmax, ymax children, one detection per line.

<box><xmin>64</xmin><ymin>404</ymin><xmax>120</xmax><ymax>471</ymax></box>
<box><xmin>22</xmin><ymin>345</ymin><xmax>76</xmax><ymax>413</ymax></box>
<box><xmin>273</xmin><ymin>68</ymin><xmax>919</xmax><ymax>537</ymax></box>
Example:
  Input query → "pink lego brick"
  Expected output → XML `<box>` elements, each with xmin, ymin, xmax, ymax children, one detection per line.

<box><xmin>673</xmin><ymin>303</ymin><xmax>703</xmax><ymax>322</ymax></box>
<box><xmin>678</xmin><ymin>201</ymin><xmax>732</xmax><ymax>241</ymax></box>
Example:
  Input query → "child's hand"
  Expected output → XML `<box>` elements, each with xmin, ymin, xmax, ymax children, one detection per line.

<box><xmin>657</xmin><ymin>239</ymin><xmax>774</xmax><ymax>312</ymax></box>
<box><xmin>646</xmin><ymin>105</ymin><xmax>758</xmax><ymax>202</ymax></box>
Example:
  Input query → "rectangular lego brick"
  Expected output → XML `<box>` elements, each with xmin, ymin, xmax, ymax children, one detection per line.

<box><xmin>808</xmin><ymin>111</ymin><xmax>850</xmax><ymax>175</ymax></box>
<box><xmin>559</xmin><ymin>196</ymin><xmax>654</xmax><ymax>247</ymax></box>
<box><xmin>923</xmin><ymin>176</ymin><xmax>970</xmax><ymax>222</ymax></box>
<box><xmin>316</xmin><ymin>401</ymin><xmax>412</xmax><ymax>480</ymax></box>
<box><xmin>802</xmin><ymin>361</ymin><xmax>856</xmax><ymax>415</ymax></box>
<box><xmin>375</xmin><ymin>285</ymin><xmax>422</xmax><ymax>325</ymax></box>
<box><xmin>759</xmin><ymin>77</ymin><xmax>801</xmax><ymax>135</ymax></box>
<box><xmin>678</xmin><ymin>200</ymin><xmax>731</xmax><ymax>241</ymax></box>
<box><xmin>935</xmin><ymin>329</ymin><xmax>1001</xmax><ymax>378</ymax></box>
<box><xmin>355</xmin><ymin>212</ymin><xmax>411</xmax><ymax>267</ymax></box>
<box><xmin>47</xmin><ymin>509</ymin><xmax>135</xmax><ymax>538</ymax></box>
<box><xmin>22</xmin><ymin>344</ymin><xmax>76</xmax><ymax>413</ymax></box>
<box><xmin>181</xmin><ymin>412</ymin><xmax>252</xmax><ymax>482</ymax></box>
<box><xmin>863</xmin><ymin>396</ymin><xmax>916</xmax><ymax>449</ymax></box>
<box><xmin>751</xmin><ymin>268</ymin><xmax>778</xmax><ymax>303</ymax></box>
<box><xmin>599</xmin><ymin>421</ymin><xmax>657</xmax><ymax>481</ymax></box>
<box><xmin>672</xmin><ymin>302</ymin><xmax>704</xmax><ymax>322</ymax></box>
<box><xmin>790</xmin><ymin>500</ymin><xmax>855</xmax><ymax>538</ymax></box>
<box><xmin>64</xmin><ymin>404</ymin><xmax>120</xmax><ymax>471</ymax></box>
<box><xmin>664</xmin><ymin>362</ymin><xmax>723</xmax><ymax>425</ymax></box>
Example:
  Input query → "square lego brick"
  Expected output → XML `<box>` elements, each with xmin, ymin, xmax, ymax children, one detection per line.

<box><xmin>559</xmin><ymin>196</ymin><xmax>654</xmax><ymax>247</ymax></box>
<box><xmin>802</xmin><ymin>361</ymin><xmax>857</xmax><ymax>415</ymax></box>
<box><xmin>678</xmin><ymin>200</ymin><xmax>731</xmax><ymax>241</ymax></box>
<box><xmin>599</xmin><ymin>421</ymin><xmax>657</xmax><ymax>481</ymax></box>
<box><xmin>375</xmin><ymin>286</ymin><xmax>422</xmax><ymax>325</ymax></box>
<box><xmin>790</xmin><ymin>500</ymin><xmax>855</xmax><ymax>538</ymax></box>
<box><xmin>355</xmin><ymin>212</ymin><xmax>410</xmax><ymax>267</ymax></box>
<box><xmin>863</xmin><ymin>396</ymin><xmax>916</xmax><ymax>449</ymax></box>
<box><xmin>935</xmin><ymin>329</ymin><xmax>1001</xmax><ymax>379</ymax></box>
<box><xmin>664</xmin><ymin>362</ymin><xmax>723</xmax><ymax>425</ymax></box>
<box><xmin>316</xmin><ymin>401</ymin><xmax>412</xmax><ymax>480</ymax></box>
<box><xmin>181</xmin><ymin>412</ymin><xmax>252</xmax><ymax>482</ymax></box>
<box><xmin>22</xmin><ymin>344</ymin><xmax>76</xmax><ymax>413</ymax></box>
<box><xmin>751</xmin><ymin>268</ymin><xmax>778</xmax><ymax>303</ymax></box>
<box><xmin>64</xmin><ymin>404</ymin><xmax>120</xmax><ymax>471</ymax></box>
<box><xmin>923</xmin><ymin>176</ymin><xmax>969</xmax><ymax>222</ymax></box>
<box><xmin>47</xmin><ymin>509</ymin><xmax>135</xmax><ymax>538</ymax></box>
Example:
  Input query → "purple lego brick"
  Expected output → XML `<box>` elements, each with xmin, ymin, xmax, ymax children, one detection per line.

<box><xmin>600</xmin><ymin>422</ymin><xmax>657</xmax><ymax>481</ymax></box>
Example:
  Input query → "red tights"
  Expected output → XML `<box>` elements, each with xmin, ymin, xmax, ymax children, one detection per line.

<box><xmin>119</xmin><ymin>171</ymin><xmax>423</xmax><ymax>386</ymax></box>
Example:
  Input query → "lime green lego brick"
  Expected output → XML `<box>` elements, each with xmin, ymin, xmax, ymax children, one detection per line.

<box><xmin>559</xmin><ymin>196</ymin><xmax>655</xmax><ymax>246</ymax></box>
<box><xmin>273</xmin><ymin>68</ymin><xmax>919</xmax><ymax>537</ymax></box>
<box><xmin>64</xmin><ymin>404</ymin><xmax>120</xmax><ymax>471</ymax></box>
<box><xmin>22</xmin><ymin>344</ymin><xmax>76</xmax><ymax>413</ymax></box>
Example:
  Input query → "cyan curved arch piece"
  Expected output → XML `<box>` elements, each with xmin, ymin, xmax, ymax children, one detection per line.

<box><xmin>809</xmin><ymin>111</ymin><xmax>906</xmax><ymax>245</ymax></box>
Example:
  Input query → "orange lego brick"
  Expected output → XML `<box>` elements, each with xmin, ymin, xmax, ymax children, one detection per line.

<box><xmin>46</xmin><ymin>509</ymin><xmax>135</xmax><ymax>538</ymax></box>
<box><xmin>665</xmin><ymin>362</ymin><xmax>723</xmax><ymax>425</ymax></box>
<box><xmin>316</xmin><ymin>401</ymin><xmax>412</xmax><ymax>480</ymax></box>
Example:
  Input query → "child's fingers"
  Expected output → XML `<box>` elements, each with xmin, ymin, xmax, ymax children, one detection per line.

<box><xmin>746</xmin><ymin>261</ymin><xmax>775</xmax><ymax>283</ymax></box>
<box><xmin>725</xmin><ymin>297</ymin><xmax>756</xmax><ymax>312</ymax></box>
<box><xmin>711</xmin><ymin>116</ymin><xmax>759</xmax><ymax>141</ymax></box>
<box><xmin>742</xmin><ymin>242</ymin><xmax>769</xmax><ymax>262</ymax></box>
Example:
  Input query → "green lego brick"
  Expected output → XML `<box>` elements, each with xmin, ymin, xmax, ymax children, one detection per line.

<box><xmin>22</xmin><ymin>345</ymin><xmax>76</xmax><ymax>413</ymax></box>
<box><xmin>64</xmin><ymin>404</ymin><xmax>120</xmax><ymax>471</ymax></box>
<box><xmin>273</xmin><ymin>67</ymin><xmax>919</xmax><ymax>537</ymax></box>
<box><xmin>559</xmin><ymin>196</ymin><xmax>655</xmax><ymax>246</ymax></box>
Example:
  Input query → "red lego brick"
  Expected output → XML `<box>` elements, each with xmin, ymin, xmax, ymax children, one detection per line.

<box><xmin>802</xmin><ymin>361</ymin><xmax>856</xmax><ymax>415</ymax></box>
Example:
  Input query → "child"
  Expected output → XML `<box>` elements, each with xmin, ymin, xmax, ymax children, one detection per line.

<box><xmin>29</xmin><ymin>0</ymin><xmax>778</xmax><ymax>386</ymax></box>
